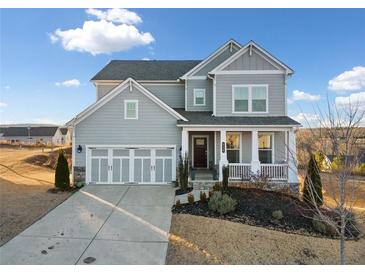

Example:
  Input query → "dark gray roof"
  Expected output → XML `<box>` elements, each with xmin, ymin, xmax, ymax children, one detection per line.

<box><xmin>91</xmin><ymin>60</ymin><xmax>202</xmax><ymax>81</ymax></box>
<box><xmin>174</xmin><ymin>109</ymin><xmax>301</xmax><ymax>126</ymax></box>
<box><xmin>60</xmin><ymin>128</ymin><xmax>68</xmax><ymax>135</ymax></box>
<box><xmin>2</xmin><ymin>127</ymin><xmax>59</xmax><ymax>137</ymax></box>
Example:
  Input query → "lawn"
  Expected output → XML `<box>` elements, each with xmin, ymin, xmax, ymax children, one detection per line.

<box><xmin>166</xmin><ymin>214</ymin><xmax>365</xmax><ymax>265</ymax></box>
<box><xmin>0</xmin><ymin>147</ymin><xmax>73</xmax><ymax>246</ymax></box>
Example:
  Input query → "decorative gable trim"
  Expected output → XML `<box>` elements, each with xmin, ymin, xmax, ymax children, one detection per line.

<box><xmin>209</xmin><ymin>41</ymin><xmax>294</xmax><ymax>75</ymax></box>
<box><xmin>180</xmin><ymin>39</ymin><xmax>242</xmax><ymax>80</ymax></box>
<box><xmin>74</xmin><ymin>78</ymin><xmax>188</xmax><ymax>125</ymax></box>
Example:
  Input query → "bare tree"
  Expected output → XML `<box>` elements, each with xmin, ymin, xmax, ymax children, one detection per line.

<box><xmin>290</xmin><ymin>97</ymin><xmax>364</xmax><ymax>265</ymax></box>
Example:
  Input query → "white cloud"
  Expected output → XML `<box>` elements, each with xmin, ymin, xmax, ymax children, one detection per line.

<box><xmin>4</xmin><ymin>85</ymin><xmax>10</xmax><ymax>90</ymax></box>
<box><xmin>291</xmin><ymin>112</ymin><xmax>320</xmax><ymax>127</ymax></box>
<box><xmin>33</xmin><ymin>118</ymin><xmax>64</xmax><ymax>125</ymax></box>
<box><xmin>328</xmin><ymin>66</ymin><xmax>365</xmax><ymax>91</ymax></box>
<box><xmin>288</xmin><ymin>90</ymin><xmax>321</xmax><ymax>103</ymax></box>
<box><xmin>55</xmin><ymin>79</ymin><xmax>81</xmax><ymax>87</ymax></box>
<box><xmin>142</xmin><ymin>57</ymin><xmax>150</xmax><ymax>61</ymax></box>
<box><xmin>0</xmin><ymin>102</ymin><xmax>8</xmax><ymax>108</ymax></box>
<box><xmin>335</xmin><ymin>92</ymin><xmax>365</xmax><ymax>110</ymax></box>
<box><xmin>86</xmin><ymin>8</ymin><xmax>142</xmax><ymax>25</ymax></box>
<box><xmin>50</xmin><ymin>9</ymin><xmax>154</xmax><ymax>56</ymax></box>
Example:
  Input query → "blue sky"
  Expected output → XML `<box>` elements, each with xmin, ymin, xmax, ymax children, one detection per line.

<box><xmin>1</xmin><ymin>9</ymin><xmax>364</xmax><ymax>125</ymax></box>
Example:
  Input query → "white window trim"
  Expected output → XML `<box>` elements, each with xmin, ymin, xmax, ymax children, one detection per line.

<box><xmin>124</xmin><ymin>100</ymin><xmax>138</xmax><ymax>120</ymax></box>
<box><xmin>232</xmin><ymin>84</ymin><xmax>269</xmax><ymax>114</ymax></box>
<box><xmin>258</xmin><ymin>132</ymin><xmax>274</xmax><ymax>164</ymax></box>
<box><xmin>226</xmin><ymin>132</ymin><xmax>242</xmax><ymax>163</ymax></box>
<box><xmin>193</xmin><ymin>88</ymin><xmax>206</xmax><ymax>106</ymax></box>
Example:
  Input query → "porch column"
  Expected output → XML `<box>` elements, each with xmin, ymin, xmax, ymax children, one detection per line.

<box><xmin>181</xmin><ymin>128</ymin><xmax>189</xmax><ymax>159</ymax></box>
<box><xmin>288</xmin><ymin>129</ymin><xmax>299</xmax><ymax>184</ymax></box>
<box><xmin>251</xmin><ymin>129</ymin><xmax>260</xmax><ymax>174</ymax></box>
<box><xmin>219</xmin><ymin>129</ymin><xmax>228</xmax><ymax>181</ymax></box>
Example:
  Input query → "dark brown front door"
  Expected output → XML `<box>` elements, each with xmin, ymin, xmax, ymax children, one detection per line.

<box><xmin>193</xmin><ymin>137</ymin><xmax>207</xmax><ymax>168</ymax></box>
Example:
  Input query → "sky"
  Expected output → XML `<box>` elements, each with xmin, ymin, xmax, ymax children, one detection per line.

<box><xmin>0</xmin><ymin>8</ymin><xmax>364</xmax><ymax>126</ymax></box>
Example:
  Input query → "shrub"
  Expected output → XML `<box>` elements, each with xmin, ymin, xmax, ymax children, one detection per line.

<box><xmin>312</xmin><ymin>218</ymin><xmax>327</xmax><ymax>234</ymax></box>
<box><xmin>187</xmin><ymin>193</ymin><xmax>195</xmax><ymax>204</ymax></box>
<box><xmin>55</xmin><ymin>150</ymin><xmax>70</xmax><ymax>190</ymax></box>
<box><xmin>314</xmin><ymin>151</ymin><xmax>326</xmax><ymax>172</ymax></box>
<box><xmin>272</xmin><ymin>210</ymin><xmax>283</xmax><ymax>220</ymax></box>
<box><xmin>212</xmin><ymin>182</ymin><xmax>222</xmax><ymax>192</ymax></box>
<box><xmin>222</xmin><ymin>165</ymin><xmax>229</xmax><ymax>191</ymax></box>
<box><xmin>303</xmin><ymin>154</ymin><xmax>323</xmax><ymax>207</ymax></box>
<box><xmin>175</xmin><ymin>199</ymin><xmax>181</xmax><ymax>209</ymax></box>
<box><xmin>200</xmin><ymin>191</ymin><xmax>207</xmax><ymax>203</ymax></box>
<box><xmin>208</xmin><ymin>190</ymin><xmax>213</xmax><ymax>198</ymax></box>
<box><xmin>208</xmin><ymin>192</ymin><xmax>237</xmax><ymax>215</ymax></box>
<box><xmin>352</xmin><ymin>163</ymin><xmax>365</xmax><ymax>176</ymax></box>
<box><xmin>178</xmin><ymin>153</ymin><xmax>189</xmax><ymax>191</ymax></box>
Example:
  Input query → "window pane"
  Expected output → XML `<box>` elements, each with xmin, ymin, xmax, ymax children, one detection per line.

<box><xmin>126</xmin><ymin>102</ymin><xmax>137</xmax><ymax>118</ymax></box>
<box><xmin>227</xmin><ymin>150</ymin><xmax>240</xmax><ymax>163</ymax></box>
<box><xmin>127</xmin><ymin>102</ymin><xmax>136</xmax><ymax>110</ymax></box>
<box><xmin>234</xmin><ymin>100</ymin><xmax>248</xmax><ymax>112</ymax></box>
<box><xmin>195</xmin><ymin>97</ymin><xmax>204</xmax><ymax>105</ymax></box>
<box><xmin>194</xmin><ymin>89</ymin><xmax>205</xmax><ymax>105</ymax></box>
<box><xmin>234</xmin><ymin>87</ymin><xmax>248</xmax><ymax>99</ymax></box>
<box><xmin>259</xmin><ymin>135</ymin><xmax>272</xmax><ymax>149</ymax></box>
<box><xmin>259</xmin><ymin>150</ymin><xmax>272</xmax><ymax>163</ymax></box>
<box><xmin>127</xmin><ymin>109</ymin><xmax>136</xmax><ymax>118</ymax></box>
<box><xmin>252</xmin><ymin>86</ymin><xmax>267</xmax><ymax>99</ymax></box>
<box><xmin>252</xmin><ymin>99</ymin><xmax>266</xmax><ymax>112</ymax></box>
<box><xmin>226</xmin><ymin>133</ymin><xmax>240</xmax><ymax>149</ymax></box>
<box><xmin>195</xmin><ymin>90</ymin><xmax>204</xmax><ymax>98</ymax></box>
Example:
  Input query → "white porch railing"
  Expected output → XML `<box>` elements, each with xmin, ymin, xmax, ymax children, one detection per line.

<box><xmin>260</xmin><ymin>164</ymin><xmax>288</xmax><ymax>180</ymax></box>
<box><xmin>228</xmin><ymin>163</ymin><xmax>288</xmax><ymax>181</ymax></box>
<box><xmin>228</xmin><ymin>164</ymin><xmax>251</xmax><ymax>180</ymax></box>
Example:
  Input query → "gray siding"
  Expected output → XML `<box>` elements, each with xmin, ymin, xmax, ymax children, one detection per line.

<box><xmin>75</xmin><ymin>85</ymin><xmax>181</xmax><ymax>167</ymax></box>
<box><xmin>241</xmin><ymin>131</ymin><xmax>252</xmax><ymax>163</ymax></box>
<box><xmin>96</xmin><ymin>83</ymin><xmax>185</xmax><ymax>108</ymax></box>
<box><xmin>224</xmin><ymin>50</ymin><xmax>278</xmax><ymax>71</ymax></box>
<box><xmin>186</xmin><ymin>79</ymin><xmax>213</xmax><ymax>111</ymax></box>
<box><xmin>193</xmin><ymin>46</ymin><xmax>239</xmax><ymax>76</ymax></box>
<box><xmin>215</xmin><ymin>74</ymin><xmax>286</xmax><ymax>116</ymax></box>
<box><xmin>274</xmin><ymin>131</ymin><xmax>286</xmax><ymax>163</ymax></box>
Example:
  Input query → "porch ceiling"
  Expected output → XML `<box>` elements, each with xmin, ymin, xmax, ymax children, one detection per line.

<box><xmin>174</xmin><ymin>109</ymin><xmax>300</xmax><ymax>127</ymax></box>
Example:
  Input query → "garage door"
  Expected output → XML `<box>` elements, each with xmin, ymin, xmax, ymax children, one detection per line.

<box><xmin>87</xmin><ymin>147</ymin><xmax>175</xmax><ymax>184</ymax></box>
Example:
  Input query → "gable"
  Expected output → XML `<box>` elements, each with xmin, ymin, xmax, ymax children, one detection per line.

<box><xmin>223</xmin><ymin>49</ymin><xmax>278</xmax><ymax>71</ymax></box>
<box><xmin>74</xmin><ymin>78</ymin><xmax>187</xmax><ymax>125</ymax></box>
<box><xmin>192</xmin><ymin>45</ymin><xmax>240</xmax><ymax>76</ymax></box>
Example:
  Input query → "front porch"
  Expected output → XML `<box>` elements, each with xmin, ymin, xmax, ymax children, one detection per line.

<box><xmin>181</xmin><ymin>127</ymin><xmax>299</xmax><ymax>184</ymax></box>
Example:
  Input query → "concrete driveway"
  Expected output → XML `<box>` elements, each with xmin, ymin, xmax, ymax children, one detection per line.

<box><xmin>0</xmin><ymin>185</ymin><xmax>175</xmax><ymax>265</ymax></box>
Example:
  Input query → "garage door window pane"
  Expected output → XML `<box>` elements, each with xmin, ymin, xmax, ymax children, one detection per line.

<box><xmin>91</xmin><ymin>159</ymin><xmax>99</xmax><ymax>182</ymax></box>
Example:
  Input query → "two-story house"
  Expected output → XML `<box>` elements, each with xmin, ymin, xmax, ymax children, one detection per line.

<box><xmin>70</xmin><ymin>39</ymin><xmax>300</xmax><ymax>193</ymax></box>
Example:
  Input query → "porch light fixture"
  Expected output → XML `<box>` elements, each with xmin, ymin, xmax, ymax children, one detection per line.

<box><xmin>77</xmin><ymin>145</ymin><xmax>82</xmax><ymax>153</ymax></box>
<box><xmin>222</xmin><ymin>142</ymin><xmax>225</xmax><ymax>153</ymax></box>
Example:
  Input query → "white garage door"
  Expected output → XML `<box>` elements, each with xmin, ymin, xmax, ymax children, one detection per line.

<box><xmin>87</xmin><ymin>146</ymin><xmax>175</xmax><ymax>184</ymax></box>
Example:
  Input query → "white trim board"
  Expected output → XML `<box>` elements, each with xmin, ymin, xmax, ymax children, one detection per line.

<box><xmin>180</xmin><ymin>39</ymin><xmax>242</xmax><ymax>79</ymax></box>
<box><xmin>73</xmin><ymin>78</ymin><xmax>188</xmax><ymax>125</ymax></box>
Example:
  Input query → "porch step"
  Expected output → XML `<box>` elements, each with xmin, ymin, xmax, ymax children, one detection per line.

<box><xmin>191</xmin><ymin>180</ymin><xmax>219</xmax><ymax>190</ymax></box>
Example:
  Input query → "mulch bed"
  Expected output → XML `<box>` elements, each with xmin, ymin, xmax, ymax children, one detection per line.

<box><xmin>172</xmin><ymin>187</ymin><xmax>360</xmax><ymax>239</ymax></box>
<box><xmin>175</xmin><ymin>187</ymin><xmax>193</xmax><ymax>196</ymax></box>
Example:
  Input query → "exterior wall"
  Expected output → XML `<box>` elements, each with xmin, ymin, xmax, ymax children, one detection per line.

<box><xmin>193</xmin><ymin>46</ymin><xmax>239</xmax><ymax>76</ymax></box>
<box><xmin>241</xmin><ymin>131</ymin><xmax>252</xmax><ymax>163</ymax></box>
<box><xmin>223</xmin><ymin>50</ymin><xmax>278</xmax><ymax>71</ymax></box>
<box><xmin>1</xmin><ymin>136</ymin><xmax>54</xmax><ymax>144</ymax></box>
<box><xmin>274</xmin><ymin>131</ymin><xmax>286</xmax><ymax>163</ymax></box>
<box><xmin>215</xmin><ymin>74</ymin><xmax>286</xmax><ymax>116</ymax></box>
<box><xmin>188</xmin><ymin>131</ymin><xmax>214</xmax><ymax>167</ymax></box>
<box><xmin>96</xmin><ymin>83</ymin><xmax>185</xmax><ymax>108</ymax></box>
<box><xmin>74</xmin><ymin>85</ymin><xmax>182</xmax><ymax>170</ymax></box>
<box><xmin>186</xmin><ymin>79</ymin><xmax>213</xmax><ymax>111</ymax></box>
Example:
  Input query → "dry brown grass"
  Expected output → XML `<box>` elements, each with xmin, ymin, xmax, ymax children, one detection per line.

<box><xmin>0</xmin><ymin>147</ymin><xmax>73</xmax><ymax>246</ymax></box>
<box><xmin>167</xmin><ymin>214</ymin><xmax>365</xmax><ymax>265</ymax></box>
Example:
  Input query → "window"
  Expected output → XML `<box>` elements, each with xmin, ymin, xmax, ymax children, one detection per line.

<box><xmin>232</xmin><ymin>85</ymin><xmax>268</xmax><ymax>113</ymax></box>
<box><xmin>226</xmin><ymin>132</ymin><xmax>240</xmax><ymax>163</ymax></box>
<box><xmin>124</xmin><ymin>100</ymin><xmax>138</xmax><ymax>119</ymax></box>
<box><xmin>259</xmin><ymin>134</ymin><xmax>273</xmax><ymax>163</ymax></box>
<box><xmin>194</xmin><ymin>89</ymin><xmax>206</xmax><ymax>106</ymax></box>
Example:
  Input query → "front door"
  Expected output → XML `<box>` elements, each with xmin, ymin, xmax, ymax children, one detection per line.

<box><xmin>193</xmin><ymin>137</ymin><xmax>208</xmax><ymax>168</ymax></box>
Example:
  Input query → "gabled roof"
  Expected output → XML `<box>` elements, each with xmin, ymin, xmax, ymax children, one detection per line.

<box><xmin>174</xmin><ymin>109</ymin><xmax>301</xmax><ymax>127</ymax></box>
<box><xmin>74</xmin><ymin>78</ymin><xmax>188</xmax><ymax>125</ymax></box>
<box><xmin>180</xmin><ymin>39</ymin><xmax>242</xmax><ymax>79</ymax></box>
<box><xmin>2</xmin><ymin>127</ymin><xmax>59</xmax><ymax>137</ymax></box>
<box><xmin>209</xmin><ymin>40</ymin><xmax>294</xmax><ymax>75</ymax></box>
<box><xmin>59</xmin><ymin>128</ymin><xmax>68</xmax><ymax>135</ymax></box>
<box><xmin>91</xmin><ymin>60</ymin><xmax>201</xmax><ymax>81</ymax></box>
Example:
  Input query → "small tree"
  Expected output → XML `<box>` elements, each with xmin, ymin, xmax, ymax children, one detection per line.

<box><xmin>303</xmin><ymin>154</ymin><xmax>323</xmax><ymax>207</ymax></box>
<box><xmin>222</xmin><ymin>165</ymin><xmax>229</xmax><ymax>192</ymax></box>
<box><xmin>55</xmin><ymin>150</ymin><xmax>70</xmax><ymax>190</ymax></box>
<box><xmin>178</xmin><ymin>153</ymin><xmax>189</xmax><ymax>191</ymax></box>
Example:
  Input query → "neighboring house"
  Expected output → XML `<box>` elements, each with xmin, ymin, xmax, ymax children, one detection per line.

<box><xmin>71</xmin><ymin>39</ymin><xmax>301</xmax><ymax>192</ymax></box>
<box><xmin>0</xmin><ymin>126</ymin><xmax>59</xmax><ymax>145</ymax></box>
<box><xmin>53</xmin><ymin>127</ymin><xmax>72</xmax><ymax>145</ymax></box>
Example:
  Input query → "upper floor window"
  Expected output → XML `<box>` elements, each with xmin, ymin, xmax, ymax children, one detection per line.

<box><xmin>124</xmin><ymin>100</ymin><xmax>138</xmax><ymax>119</ymax></box>
<box><xmin>232</xmin><ymin>85</ymin><xmax>268</xmax><ymax>113</ymax></box>
<box><xmin>193</xmin><ymin>89</ymin><xmax>206</xmax><ymax>106</ymax></box>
